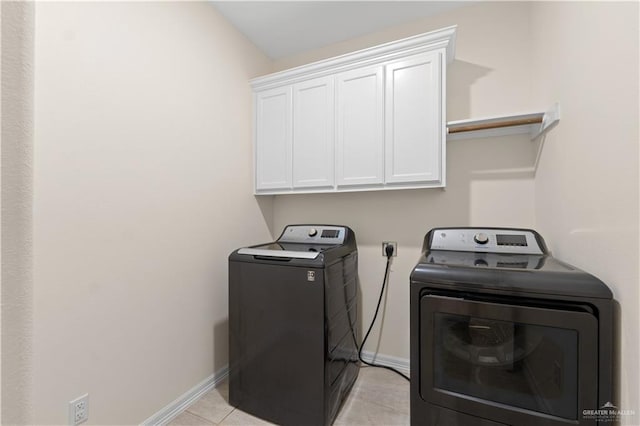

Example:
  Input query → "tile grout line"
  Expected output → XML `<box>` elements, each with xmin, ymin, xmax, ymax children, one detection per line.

<box><xmin>182</xmin><ymin>410</ymin><xmax>217</xmax><ymax>425</ymax></box>
<box><xmin>182</xmin><ymin>390</ymin><xmax>234</xmax><ymax>425</ymax></box>
<box><xmin>216</xmin><ymin>407</ymin><xmax>238</xmax><ymax>425</ymax></box>
<box><xmin>342</xmin><ymin>370</ymin><xmax>410</xmax><ymax>416</ymax></box>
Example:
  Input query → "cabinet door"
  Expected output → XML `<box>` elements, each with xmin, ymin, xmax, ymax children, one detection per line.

<box><xmin>292</xmin><ymin>76</ymin><xmax>335</xmax><ymax>189</ymax></box>
<box><xmin>336</xmin><ymin>66</ymin><xmax>384</xmax><ymax>187</ymax></box>
<box><xmin>385</xmin><ymin>51</ymin><xmax>443</xmax><ymax>184</ymax></box>
<box><xmin>255</xmin><ymin>86</ymin><xmax>292</xmax><ymax>191</ymax></box>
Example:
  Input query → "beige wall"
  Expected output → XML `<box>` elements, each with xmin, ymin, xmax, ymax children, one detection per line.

<box><xmin>273</xmin><ymin>2</ymin><xmax>534</xmax><ymax>121</ymax></box>
<box><xmin>1</xmin><ymin>1</ymin><xmax>35</xmax><ymax>424</ymax></box>
<box><xmin>272</xmin><ymin>2</ymin><xmax>537</xmax><ymax>360</ymax></box>
<box><xmin>530</xmin><ymin>1</ymin><xmax>639</xmax><ymax>420</ymax></box>
<box><xmin>272</xmin><ymin>0</ymin><xmax>640</xmax><ymax>417</ymax></box>
<box><xmin>6</xmin><ymin>1</ymin><xmax>638</xmax><ymax>423</ymax></box>
<box><xmin>32</xmin><ymin>2</ymin><xmax>271</xmax><ymax>424</ymax></box>
<box><xmin>1</xmin><ymin>4</ymin><xmax>2</xmax><ymax>418</ymax></box>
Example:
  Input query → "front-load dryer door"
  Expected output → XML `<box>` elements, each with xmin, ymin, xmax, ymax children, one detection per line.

<box><xmin>420</xmin><ymin>294</ymin><xmax>598</xmax><ymax>426</ymax></box>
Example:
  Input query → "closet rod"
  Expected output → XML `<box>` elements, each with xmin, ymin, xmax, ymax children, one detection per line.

<box><xmin>448</xmin><ymin>117</ymin><xmax>543</xmax><ymax>134</ymax></box>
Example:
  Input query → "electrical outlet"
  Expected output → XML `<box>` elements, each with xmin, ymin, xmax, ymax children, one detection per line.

<box><xmin>382</xmin><ymin>241</ymin><xmax>397</xmax><ymax>257</ymax></box>
<box><xmin>69</xmin><ymin>394</ymin><xmax>89</xmax><ymax>425</ymax></box>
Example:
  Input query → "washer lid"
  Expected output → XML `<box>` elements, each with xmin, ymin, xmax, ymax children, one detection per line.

<box><xmin>237</xmin><ymin>242</ymin><xmax>338</xmax><ymax>259</ymax></box>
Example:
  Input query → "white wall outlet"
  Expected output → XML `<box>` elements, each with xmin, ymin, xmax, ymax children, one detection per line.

<box><xmin>69</xmin><ymin>393</ymin><xmax>89</xmax><ymax>425</ymax></box>
<box><xmin>382</xmin><ymin>241</ymin><xmax>397</xmax><ymax>257</ymax></box>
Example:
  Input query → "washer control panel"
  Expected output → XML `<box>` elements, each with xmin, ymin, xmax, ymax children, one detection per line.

<box><xmin>278</xmin><ymin>225</ymin><xmax>346</xmax><ymax>245</ymax></box>
<box><xmin>429</xmin><ymin>228</ymin><xmax>544</xmax><ymax>254</ymax></box>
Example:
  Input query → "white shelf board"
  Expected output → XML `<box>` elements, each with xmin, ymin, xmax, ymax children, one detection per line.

<box><xmin>446</xmin><ymin>104</ymin><xmax>560</xmax><ymax>142</ymax></box>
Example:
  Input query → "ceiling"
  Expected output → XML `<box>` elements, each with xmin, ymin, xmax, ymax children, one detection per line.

<box><xmin>211</xmin><ymin>1</ymin><xmax>469</xmax><ymax>59</ymax></box>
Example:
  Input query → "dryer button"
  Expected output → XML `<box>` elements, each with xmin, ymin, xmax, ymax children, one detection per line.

<box><xmin>474</xmin><ymin>233</ymin><xmax>489</xmax><ymax>244</ymax></box>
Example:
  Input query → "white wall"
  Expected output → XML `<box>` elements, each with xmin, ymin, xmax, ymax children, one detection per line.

<box><xmin>1</xmin><ymin>4</ymin><xmax>2</xmax><ymax>419</ymax></box>
<box><xmin>272</xmin><ymin>2</ymin><xmax>537</xmax><ymax>360</ymax></box>
<box><xmin>1</xmin><ymin>1</ymin><xmax>35</xmax><ymax>424</ymax></box>
<box><xmin>32</xmin><ymin>2</ymin><xmax>272</xmax><ymax>424</ymax></box>
<box><xmin>530</xmin><ymin>2</ymin><xmax>639</xmax><ymax>421</ymax></box>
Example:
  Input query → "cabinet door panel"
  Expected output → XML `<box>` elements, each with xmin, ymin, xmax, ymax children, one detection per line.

<box><xmin>385</xmin><ymin>51</ymin><xmax>443</xmax><ymax>184</ymax></box>
<box><xmin>293</xmin><ymin>76</ymin><xmax>335</xmax><ymax>188</ymax></box>
<box><xmin>255</xmin><ymin>87</ymin><xmax>292</xmax><ymax>191</ymax></box>
<box><xmin>336</xmin><ymin>66</ymin><xmax>384</xmax><ymax>186</ymax></box>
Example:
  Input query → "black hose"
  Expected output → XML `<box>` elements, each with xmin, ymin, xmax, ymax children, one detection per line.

<box><xmin>358</xmin><ymin>251</ymin><xmax>410</xmax><ymax>382</ymax></box>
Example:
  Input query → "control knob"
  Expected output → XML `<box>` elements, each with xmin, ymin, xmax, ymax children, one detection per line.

<box><xmin>474</xmin><ymin>233</ymin><xmax>489</xmax><ymax>245</ymax></box>
<box><xmin>308</xmin><ymin>228</ymin><xmax>318</xmax><ymax>237</ymax></box>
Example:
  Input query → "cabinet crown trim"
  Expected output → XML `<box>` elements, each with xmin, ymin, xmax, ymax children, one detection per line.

<box><xmin>251</xmin><ymin>25</ymin><xmax>457</xmax><ymax>91</ymax></box>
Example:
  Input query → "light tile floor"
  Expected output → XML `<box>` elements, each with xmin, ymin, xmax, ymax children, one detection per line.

<box><xmin>168</xmin><ymin>367</ymin><xmax>409</xmax><ymax>426</ymax></box>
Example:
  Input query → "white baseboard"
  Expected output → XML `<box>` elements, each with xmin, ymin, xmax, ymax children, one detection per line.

<box><xmin>141</xmin><ymin>366</ymin><xmax>229</xmax><ymax>426</ymax></box>
<box><xmin>359</xmin><ymin>350</ymin><xmax>410</xmax><ymax>376</ymax></box>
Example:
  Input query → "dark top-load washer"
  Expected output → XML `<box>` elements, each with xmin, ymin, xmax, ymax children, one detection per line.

<box><xmin>229</xmin><ymin>225</ymin><xmax>359</xmax><ymax>426</ymax></box>
<box><xmin>410</xmin><ymin>227</ymin><xmax>614</xmax><ymax>426</ymax></box>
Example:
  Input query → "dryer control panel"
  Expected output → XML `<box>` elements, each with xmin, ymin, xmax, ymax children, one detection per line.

<box><xmin>428</xmin><ymin>228</ymin><xmax>545</xmax><ymax>255</ymax></box>
<box><xmin>278</xmin><ymin>225</ymin><xmax>346</xmax><ymax>245</ymax></box>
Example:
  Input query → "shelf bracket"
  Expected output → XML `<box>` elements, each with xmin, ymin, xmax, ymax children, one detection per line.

<box><xmin>532</xmin><ymin>103</ymin><xmax>561</xmax><ymax>173</ymax></box>
<box><xmin>530</xmin><ymin>103</ymin><xmax>561</xmax><ymax>141</ymax></box>
<box><xmin>445</xmin><ymin>103</ymin><xmax>561</xmax><ymax>175</ymax></box>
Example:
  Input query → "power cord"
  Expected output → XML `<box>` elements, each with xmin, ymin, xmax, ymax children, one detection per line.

<box><xmin>358</xmin><ymin>244</ymin><xmax>410</xmax><ymax>382</ymax></box>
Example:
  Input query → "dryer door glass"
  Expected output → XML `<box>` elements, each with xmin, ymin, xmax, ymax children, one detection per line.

<box><xmin>434</xmin><ymin>313</ymin><xmax>577</xmax><ymax>418</ymax></box>
<box><xmin>420</xmin><ymin>295</ymin><xmax>598</xmax><ymax>424</ymax></box>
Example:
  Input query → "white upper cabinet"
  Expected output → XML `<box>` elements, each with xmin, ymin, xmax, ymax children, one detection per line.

<box><xmin>385</xmin><ymin>51</ymin><xmax>444</xmax><ymax>185</ymax></box>
<box><xmin>251</xmin><ymin>25</ymin><xmax>456</xmax><ymax>195</ymax></box>
<box><xmin>292</xmin><ymin>76</ymin><xmax>335</xmax><ymax>189</ymax></box>
<box><xmin>255</xmin><ymin>86</ymin><xmax>292</xmax><ymax>191</ymax></box>
<box><xmin>336</xmin><ymin>66</ymin><xmax>385</xmax><ymax>187</ymax></box>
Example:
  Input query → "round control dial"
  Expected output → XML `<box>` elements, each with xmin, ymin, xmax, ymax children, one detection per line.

<box><xmin>474</xmin><ymin>232</ymin><xmax>489</xmax><ymax>245</ymax></box>
<box><xmin>308</xmin><ymin>228</ymin><xmax>318</xmax><ymax>237</ymax></box>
